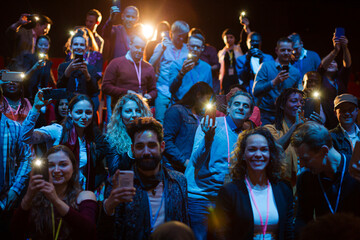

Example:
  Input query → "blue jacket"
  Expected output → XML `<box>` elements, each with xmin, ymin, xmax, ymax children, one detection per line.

<box><xmin>163</xmin><ymin>104</ymin><xmax>200</xmax><ymax>172</ymax></box>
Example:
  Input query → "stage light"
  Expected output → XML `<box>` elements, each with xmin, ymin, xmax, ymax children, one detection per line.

<box><xmin>142</xmin><ymin>24</ymin><xmax>154</xmax><ymax>40</ymax></box>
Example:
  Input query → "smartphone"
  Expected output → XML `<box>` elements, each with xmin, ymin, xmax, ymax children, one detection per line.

<box><xmin>43</xmin><ymin>88</ymin><xmax>68</xmax><ymax>100</ymax></box>
<box><xmin>161</xmin><ymin>31</ymin><xmax>170</xmax><ymax>39</ymax></box>
<box><xmin>74</xmin><ymin>53</ymin><xmax>83</xmax><ymax>62</ymax></box>
<box><xmin>349</xmin><ymin>141</ymin><xmax>360</xmax><ymax>178</ymax></box>
<box><xmin>282</xmin><ymin>65</ymin><xmax>289</xmax><ymax>73</ymax></box>
<box><xmin>335</xmin><ymin>27</ymin><xmax>345</xmax><ymax>39</ymax></box>
<box><xmin>205</xmin><ymin>102</ymin><xmax>216</xmax><ymax>126</ymax></box>
<box><xmin>32</xmin><ymin>159</ymin><xmax>49</xmax><ymax>181</ymax></box>
<box><xmin>118</xmin><ymin>170</ymin><xmax>134</xmax><ymax>188</ymax></box>
<box><xmin>1</xmin><ymin>72</ymin><xmax>25</xmax><ymax>82</ymax></box>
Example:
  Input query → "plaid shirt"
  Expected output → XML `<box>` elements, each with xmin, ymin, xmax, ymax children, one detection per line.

<box><xmin>0</xmin><ymin>114</ymin><xmax>32</xmax><ymax>209</ymax></box>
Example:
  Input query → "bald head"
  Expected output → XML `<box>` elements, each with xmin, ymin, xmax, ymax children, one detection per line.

<box><xmin>122</xmin><ymin>6</ymin><xmax>139</xmax><ymax>29</ymax></box>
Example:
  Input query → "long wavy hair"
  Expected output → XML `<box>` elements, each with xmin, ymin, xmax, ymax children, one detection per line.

<box><xmin>61</xmin><ymin>94</ymin><xmax>96</xmax><ymax>143</ymax></box>
<box><xmin>30</xmin><ymin>145</ymin><xmax>81</xmax><ymax>238</ymax></box>
<box><xmin>274</xmin><ymin>88</ymin><xmax>304</xmax><ymax>131</ymax></box>
<box><xmin>230</xmin><ymin>127</ymin><xmax>285</xmax><ymax>183</ymax></box>
<box><xmin>106</xmin><ymin>93</ymin><xmax>152</xmax><ymax>155</ymax></box>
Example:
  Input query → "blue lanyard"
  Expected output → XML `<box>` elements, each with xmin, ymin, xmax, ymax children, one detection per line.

<box><xmin>318</xmin><ymin>154</ymin><xmax>346</xmax><ymax>214</ymax></box>
<box><xmin>148</xmin><ymin>187</ymin><xmax>165</xmax><ymax>232</ymax></box>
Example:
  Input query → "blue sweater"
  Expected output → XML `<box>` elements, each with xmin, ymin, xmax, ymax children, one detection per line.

<box><xmin>185</xmin><ymin>116</ymin><xmax>239</xmax><ymax>200</ymax></box>
<box><xmin>291</xmin><ymin>49</ymin><xmax>321</xmax><ymax>78</ymax></box>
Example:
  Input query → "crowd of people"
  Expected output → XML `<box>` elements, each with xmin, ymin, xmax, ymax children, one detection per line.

<box><xmin>0</xmin><ymin>4</ymin><xmax>360</xmax><ymax>240</ymax></box>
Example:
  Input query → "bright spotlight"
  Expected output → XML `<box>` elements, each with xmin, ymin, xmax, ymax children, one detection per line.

<box><xmin>142</xmin><ymin>24</ymin><xmax>154</xmax><ymax>40</ymax></box>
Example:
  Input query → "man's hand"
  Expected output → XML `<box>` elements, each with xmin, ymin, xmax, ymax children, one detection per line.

<box><xmin>104</xmin><ymin>170</ymin><xmax>136</xmax><ymax>215</ymax></box>
<box><xmin>272</xmin><ymin>70</ymin><xmax>289</xmax><ymax>86</ymax></box>
<box><xmin>161</xmin><ymin>37</ymin><xmax>172</xmax><ymax>50</ymax></box>
<box><xmin>109</xmin><ymin>6</ymin><xmax>120</xmax><ymax>22</ymax></box>
<box><xmin>17</xmin><ymin>13</ymin><xmax>31</xmax><ymax>26</ymax></box>
<box><xmin>333</xmin><ymin>35</ymin><xmax>341</xmax><ymax>54</ymax></box>
<box><xmin>248</xmin><ymin>48</ymin><xmax>263</xmax><ymax>58</ymax></box>
<box><xmin>338</xmin><ymin>36</ymin><xmax>348</xmax><ymax>49</ymax></box>
<box><xmin>32</xmin><ymin>88</ymin><xmax>52</xmax><ymax>112</ymax></box>
<box><xmin>180</xmin><ymin>59</ymin><xmax>195</xmax><ymax>76</ymax></box>
<box><xmin>201</xmin><ymin>116</ymin><xmax>217</xmax><ymax>140</ymax></box>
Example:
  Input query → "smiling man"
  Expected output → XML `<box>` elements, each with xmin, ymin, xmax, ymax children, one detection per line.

<box><xmin>253</xmin><ymin>37</ymin><xmax>301</xmax><ymax>125</ymax></box>
<box><xmin>102</xmin><ymin>28</ymin><xmax>157</xmax><ymax>108</ymax></box>
<box><xmin>291</xmin><ymin>121</ymin><xmax>360</xmax><ymax>237</ymax></box>
<box><xmin>185</xmin><ymin>91</ymin><xmax>254</xmax><ymax>240</ymax></box>
<box><xmin>330</xmin><ymin>94</ymin><xmax>359</xmax><ymax>160</ymax></box>
<box><xmin>101</xmin><ymin>117</ymin><xmax>188</xmax><ymax>240</ymax></box>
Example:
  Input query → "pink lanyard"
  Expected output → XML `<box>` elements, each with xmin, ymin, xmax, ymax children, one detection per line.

<box><xmin>245</xmin><ymin>177</ymin><xmax>270</xmax><ymax>239</ymax></box>
<box><xmin>224</xmin><ymin>117</ymin><xmax>231</xmax><ymax>166</ymax></box>
<box><xmin>132</xmin><ymin>60</ymin><xmax>142</xmax><ymax>90</ymax></box>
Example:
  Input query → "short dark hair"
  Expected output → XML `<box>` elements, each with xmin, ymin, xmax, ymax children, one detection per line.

<box><xmin>247</xmin><ymin>32</ymin><xmax>262</xmax><ymax>41</ymax></box>
<box><xmin>188</xmin><ymin>28</ymin><xmax>206</xmax><ymax>45</ymax></box>
<box><xmin>228</xmin><ymin>91</ymin><xmax>255</xmax><ymax>113</ymax></box>
<box><xmin>277</xmin><ymin>37</ymin><xmax>293</xmax><ymax>47</ymax></box>
<box><xmin>178</xmin><ymin>82</ymin><xmax>214</xmax><ymax>108</ymax></box>
<box><xmin>87</xmin><ymin>9</ymin><xmax>102</xmax><ymax>23</ymax></box>
<box><xmin>291</xmin><ymin>121</ymin><xmax>333</xmax><ymax>152</ymax></box>
<box><xmin>127</xmin><ymin>117</ymin><xmax>164</xmax><ymax>143</ymax></box>
<box><xmin>288</xmin><ymin>32</ymin><xmax>302</xmax><ymax>43</ymax></box>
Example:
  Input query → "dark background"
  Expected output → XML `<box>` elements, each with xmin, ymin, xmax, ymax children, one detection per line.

<box><xmin>1</xmin><ymin>0</ymin><xmax>359</xmax><ymax>72</ymax></box>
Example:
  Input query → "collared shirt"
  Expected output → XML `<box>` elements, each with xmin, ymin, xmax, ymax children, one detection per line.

<box><xmin>299</xmin><ymin>49</ymin><xmax>308</xmax><ymax>60</ymax></box>
<box><xmin>225</xmin><ymin>115</ymin><xmax>242</xmax><ymax>134</ymax></box>
<box><xmin>0</xmin><ymin>114</ymin><xmax>31</xmax><ymax>209</ymax></box>
<box><xmin>150</xmin><ymin>43</ymin><xmax>188</xmax><ymax>98</ymax></box>
<box><xmin>340</xmin><ymin>125</ymin><xmax>360</xmax><ymax>150</ymax></box>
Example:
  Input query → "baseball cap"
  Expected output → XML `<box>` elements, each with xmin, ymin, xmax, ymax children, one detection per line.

<box><xmin>334</xmin><ymin>94</ymin><xmax>358</xmax><ymax>110</ymax></box>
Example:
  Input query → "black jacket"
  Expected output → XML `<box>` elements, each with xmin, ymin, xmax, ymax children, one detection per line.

<box><xmin>210</xmin><ymin>179</ymin><xmax>294</xmax><ymax>240</ymax></box>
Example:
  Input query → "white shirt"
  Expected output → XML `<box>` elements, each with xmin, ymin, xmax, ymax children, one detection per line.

<box><xmin>246</xmin><ymin>183</ymin><xmax>279</xmax><ymax>240</ymax></box>
<box><xmin>147</xmin><ymin>181</ymin><xmax>165</xmax><ymax>231</ymax></box>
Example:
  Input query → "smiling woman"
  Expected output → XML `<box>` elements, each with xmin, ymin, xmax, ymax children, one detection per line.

<box><xmin>11</xmin><ymin>145</ymin><xmax>98</xmax><ymax>239</ymax></box>
<box><xmin>210</xmin><ymin>127</ymin><xmax>294</xmax><ymax>240</ymax></box>
<box><xmin>20</xmin><ymin>91</ymin><xmax>108</xmax><ymax>191</ymax></box>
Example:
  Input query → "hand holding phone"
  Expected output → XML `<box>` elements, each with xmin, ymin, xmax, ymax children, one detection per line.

<box><xmin>42</xmin><ymin>88</ymin><xmax>68</xmax><ymax>100</ymax></box>
<box><xmin>32</xmin><ymin>159</ymin><xmax>49</xmax><ymax>181</ymax></box>
<box><xmin>335</xmin><ymin>27</ymin><xmax>345</xmax><ymax>39</ymax></box>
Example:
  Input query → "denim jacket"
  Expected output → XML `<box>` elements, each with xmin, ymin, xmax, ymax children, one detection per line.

<box><xmin>163</xmin><ymin>104</ymin><xmax>200</xmax><ymax>172</ymax></box>
<box><xmin>330</xmin><ymin>124</ymin><xmax>355</xmax><ymax>161</ymax></box>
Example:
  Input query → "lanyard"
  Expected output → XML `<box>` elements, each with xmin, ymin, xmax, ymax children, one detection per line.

<box><xmin>51</xmin><ymin>204</ymin><xmax>62</xmax><ymax>240</ymax></box>
<box><xmin>318</xmin><ymin>154</ymin><xmax>346</xmax><ymax>214</ymax></box>
<box><xmin>245</xmin><ymin>177</ymin><xmax>270</xmax><ymax>239</ymax></box>
<box><xmin>148</xmin><ymin>187</ymin><xmax>165</xmax><ymax>232</ymax></box>
<box><xmin>224</xmin><ymin>117</ymin><xmax>231</xmax><ymax>166</ymax></box>
<box><xmin>132</xmin><ymin>60</ymin><xmax>142</xmax><ymax>90</ymax></box>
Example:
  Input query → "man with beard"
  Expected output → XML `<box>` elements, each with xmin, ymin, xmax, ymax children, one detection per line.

<box><xmin>102</xmin><ymin>29</ymin><xmax>157</xmax><ymax>108</ymax></box>
<box><xmin>100</xmin><ymin>117</ymin><xmax>189</xmax><ymax>240</ymax></box>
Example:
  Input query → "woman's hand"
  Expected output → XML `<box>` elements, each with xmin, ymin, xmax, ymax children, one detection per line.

<box><xmin>78</xmin><ymin>62</ymin><xmax>91</xmax><ymax>81</ymax></box>
<box><xmin>64</xmin><ymin>58</ymin><xmax>82</xmax><ymax>77</ymax></box>
<box><xmin>40</xmin><ymin>181</ymin><xmax>60</xmax><ymax>203</ymax></box>
<box><xmin>21</xmin><ymin>174</ymin><xmax>46</xmax><ymax>210</ymax></box>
